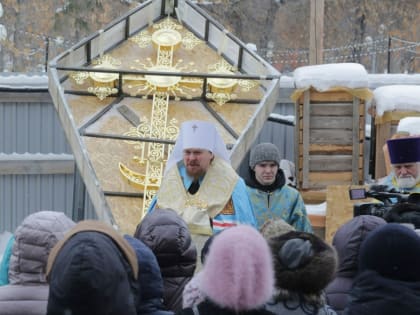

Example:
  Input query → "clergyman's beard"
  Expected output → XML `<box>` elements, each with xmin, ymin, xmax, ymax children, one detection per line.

<box><xmin>396</xmin><ymin>175</ymin><xmax>417</xmax><ymax>189</ymax></box>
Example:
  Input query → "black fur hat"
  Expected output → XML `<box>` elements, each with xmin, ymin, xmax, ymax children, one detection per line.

<box><xmin>268</xmin><ymin>231</ymin><xmax>338</xmax><ymax>294</ymax></box>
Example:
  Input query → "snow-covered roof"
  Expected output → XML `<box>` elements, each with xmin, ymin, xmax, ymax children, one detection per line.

<box><xmin>368</xmin><ymin>74</ymin><xmax>420</xmax><ymax>89</ymax></box>
<box><xmin>1</xmin><ymin>71</ymin><xmax>420</xmax><ymax>95</ymax></box>
<box><xmin>373</xmin><ymin>85</ymin><xmax>420</xmax><ymax>116</ymax></box>
<box><xmin>293</xmin><ymin>63</ymin><xmax>369</xmax><ymax>91</ymax></box>
<box><xmin>0</xmin><ymin>73</ymin><xmax>48</xmax><ymax>90</ymax></box>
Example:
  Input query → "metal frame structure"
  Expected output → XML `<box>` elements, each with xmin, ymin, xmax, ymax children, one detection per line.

<box><xmin>48</xmin><ymin>0</ymin><xmax>280</xmax><ymax>229</ymax></box>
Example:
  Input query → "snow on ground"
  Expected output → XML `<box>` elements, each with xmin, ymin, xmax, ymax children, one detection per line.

<box><xmin>293</xmin><ymin>63</ymin><xmax>369</xmax><ymax>91</ymax></box>
<box><xmin>306</xmin><ymin>202</ymin><xmax>327</xmax><ymax>216</ymax></box>
<box><xmin>373</xmin><ymin>85</ymin><xmax>420</xmax><ymax>116</ymax></box>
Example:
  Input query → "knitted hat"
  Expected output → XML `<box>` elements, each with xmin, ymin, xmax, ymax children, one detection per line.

<box><xmin>269</xmin><ymin>231</ymin><xmax>338</xmax><ymax>294</ymax></box>
<box><xmin>200</xmin><ymin>225</ymin><xmax>274</xmax><ymax>312</ymax></box>
<box><xmin>260</xmin><ymin>218</ymin><xmax>295</xmax><ymax>240</ymax></box>
<box><xmin>387</xmin><ymin>136</ymin><xmax>420</xmax><ymax>164</ymax></box>
<box><xmin>249</xmin><ymin>143</ymin><xmax>281</xmax><ymax>168</ymax></box>
<box><xmin>359</xmin><ymin>223</ymin><xmax>420</xmax><ymax>282</ymax></box>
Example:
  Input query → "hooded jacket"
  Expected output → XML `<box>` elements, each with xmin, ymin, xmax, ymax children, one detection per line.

<box><xmin>46</xmin><ymin>221</ymin><xmax>138</xmax><ymax>315</ymax></box>
<box><xmin>135</xmin><ymin>208</ymin><xmax>197</xmax><ymax>312</ymax></box>
<box><xmin>325</xmin><ymin>215</ymin><xmax>386</xmax><ymax>314</ymax></box>
<box><xmin>245</xmin><ymin>169</ymin><xmax>312</xmax><ymax>232</ymax></box>
<box><xmin>124</xmin><ymin>235</ymin><xmax>174</xmax><ymax>315</ymax></box>
<box><xmin>0</xmin><ymin>211</ymin><xmax>75</xmax><ymax>315</ymax></box>
<box><xmin>344</xmin><ymin>223</ymin><xmax>420</xmax><ymax>315</ymax></box>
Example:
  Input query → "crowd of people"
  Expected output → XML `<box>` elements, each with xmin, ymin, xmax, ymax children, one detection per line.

<box><xmin>1</xmin><ymin>119</ymin><xmax>420</xmax><ymax>315</ymax></box>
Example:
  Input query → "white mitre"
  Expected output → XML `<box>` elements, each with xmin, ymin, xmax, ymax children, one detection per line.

<box><xmin>164</xmin><ymin>120</ymin><xmax>230</xmax><ymax>174</ymax></box>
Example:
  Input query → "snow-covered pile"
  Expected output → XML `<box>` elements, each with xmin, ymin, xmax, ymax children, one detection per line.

<box><xmin>306</xmin><ymin>202</ymin><xmax>327</xmax><ymax>216</ymax></box>
<box><xmin>293</xmin><ymin>63</ymin><xmax>369</xmax><ymax>91</ymax></box>
<box><xmin>373</xmin><ymin>85</ymin><xmax>420</xmax><ymax>116</ymax></box>
<box><xmin>397</xmin><ymin>117</ymin><xmax>420</xmax><ymax>136</ymax></box>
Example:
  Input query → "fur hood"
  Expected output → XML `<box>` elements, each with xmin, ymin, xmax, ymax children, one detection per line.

<box><xmin>200</xmin><ymin>225</ymin><xmax>274</xmax><ymax>312</ymax></box>
<box><xmin>269</xmin><ymin>231</ymin><xmax>337</xmax><ymax>295</ymax></box>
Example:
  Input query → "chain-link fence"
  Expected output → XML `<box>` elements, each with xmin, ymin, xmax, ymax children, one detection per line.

<box><xmin>259</xmin><ymin>36</ymin><xmax>420</xmax><ymax>74</ymax></box>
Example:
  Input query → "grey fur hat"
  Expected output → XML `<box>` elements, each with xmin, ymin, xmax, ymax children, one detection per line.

<box><xmin>249</xmin><ymin>143</ymin><xmax>281</xmax><ymax>168</ymax></box>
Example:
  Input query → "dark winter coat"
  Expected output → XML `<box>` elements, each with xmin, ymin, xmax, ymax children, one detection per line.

<box><xmin>266</xmin><ymin>295</ymin><xmax>337</xmax><ymax>315</ymax></box>
<box><xmin>344</xmin><ymin>270</ymin><xmax>420</xmax><ymax>315</ymax></box>
<box><xmin>0</xmin><ymin>211</ymin><xmax>75</xmax><ymax>315</ymax></box>
<box><xmin>344</xmin><ymin>223</ymin><xmax>420</xmax><ymax>315</ymax></box>
<box><xmin>124</xmin><ymin>235</ymin><xmax>174</xmax><ymax>315</ymax></box>
<box><xmin>135</xmin><ymin>208</ymin><xmax>197</xmax><ymax>312</ymax></box>
<box><xmin>176</xmin><ymin>299</ymin><xmax>275</xmax><ymax>315</ymax></box>
<box><xmin>325</xmin><ymin>215</ymin><xmax>386</xmax><ymax>314</ymax></box>
<box><xmin>46</xmin><ymin>221</ymin><xmax>139</xmax><ymax>315</ymax></box>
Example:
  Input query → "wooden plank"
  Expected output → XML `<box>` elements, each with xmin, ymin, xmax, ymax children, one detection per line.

<box><xmin>294</xmin><ymin>100</ymin><xmax>300</xmax><ymax>186</ymax></box>
<box><xmin>300</xmin><ymin>155</ymin><xmax>364</xmax><ymax>172</ymax></box>
<box><xmin>374</xmin><ymin>121</ymin><xmax>392</xmax><ymax>179</ymax></box>
<box><xmin>307</xmin><ymin>90</ymin><xmax>354</xmax><ymax>102</ymax></box>
<box><xmin>309</xmin><ymin>214</ymin><xmax>326</xmax><ymax>228</ymax></box>
<box><xmin>309</xmin><ymin>170</ymin><xmax>363</xmax><ymax>181</ymax></box>
<box><xmin>298</xmin><ymin>169</ymin><xmax>364</xmax><ymax>188</ymax></box>
<box><xmin>302</xmin><ymin>90</ymin><xmax>310</xmax><ymax>188</ymax></box>
<box><xmin>299</xmin><ymin>102</ymin><xmax>364</xmax><ymax>116</ymax></box>
<box><xmin>299</xmin><ymin>128</ymin><xmax>364</xmax><ymax>144</ymax></box>
<box><xmin>310</xmin><ymin>116</ymin><xmax>353</xmax><ymax>129</ymax></box>
<box><xmin>308</xmin><ymin>143</ymin><xmax>364</xmax><ymax>154</ymax></box>
<box><xmin>309</xmin><ymin>0</ymin><xmax>324</xmax><ymax>65</ymax></box>
<box><xmin>299</xmin><ymin>116</ymin><xmax>365</xmax><ymax>131</ymax></box>
<box><xmin>309</xmin><ymin>129</ymin><xmax>353</xmax><ymax>144</ymax></box>
<box><xmin>325</xmin><ymin>185</ymin><xmax>355</xmax><ymax>243</ymax></box>
<box><xmin>352</xmin><ymin>97</ymin><xmax>361</xmax><ymax>184</ymax></box>
<box><xmin>300</xmin><ymin>189</ymin><xmax>326</xmax><ymax>204</ymax></box>
<box><xmin>325</xmin><ymin>185</ymin><xmax>376</xmax><ymax>243</ymax></box>
<box><xmin>305</xmin><ymin>170</ymin><xmax>364</xmax><ymax>189</ymax></box>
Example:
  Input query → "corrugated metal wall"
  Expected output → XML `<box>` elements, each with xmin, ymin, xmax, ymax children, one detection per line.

<box><xmin>0</xmin><ymin>91</ymin><xmax>97</xmax><ymax>232</ymax></box>
<box><xmin>0</xmin><ymin>174</ymin><xmax>74</xmax><ymax>231</ymax></box>
<box><xmin>0</xmin><ymin>94</ymin><xmax>71</xmax><ymax>154</ymax></box>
